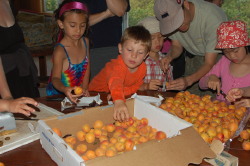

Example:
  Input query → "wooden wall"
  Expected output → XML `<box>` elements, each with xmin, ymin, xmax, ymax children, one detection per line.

<box><xmin>14</xmin><ymin>0</ymin><xmax>43</xmax><ymax>13</ymax></box>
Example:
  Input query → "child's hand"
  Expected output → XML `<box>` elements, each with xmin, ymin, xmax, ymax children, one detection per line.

<box><xmin>65</xmin><ymin>87</ymin><xmax>81</xmax><ymax>103</ymax></box>
<box><xmin>226</xmin><ymin>88</ymin><xmax>244</xmax><ymax>102</ymax></box>
<box><xmin>113</xmin><ymin>100</ymin><xmax>129</xmax><ymax>122</ymax></box>
<box><xmin>7</xmin><ymin>97</ymin><xmax>38</xmax><ymax>116</ymax></box>
<box><xmin>82</xmin><ymin>89</ymin><xmax>90</xmax><ymax>97</ymax></box>
<box><xmin>148</xmin><ymin>79</ymin><xmax>162</xmax><ymax>90</ymax></box>
<box><xmin>207</xmin><ymin>75</ymin><xmax>221</xmax><ymax>94</ymax></box>
<box><xmin>235</xmin><ymin>99</ymin><xmax>250</xmax><ymax>108</ymax></box>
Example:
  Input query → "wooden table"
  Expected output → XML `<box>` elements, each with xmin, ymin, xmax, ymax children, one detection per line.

<box><xmin>0</xmin><ymin>91</ymin><xmax>249</xmax><ymax>166</ymax></box>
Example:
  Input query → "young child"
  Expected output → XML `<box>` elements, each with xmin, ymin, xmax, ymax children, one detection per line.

<box><xmin>0</xmin><ymin>58</ymin><xmax>38</xmax><ymax>116</ymax></box>
<box><xmin>199</xmin><ymin>20</ymin><xmax>250</xmax><ymax>101</ymax></box>
<box><xmin>137</xmin><ymin>16</ymin><xmax>173</xmax><ymax>91</ymax></box>
<box><xmin>89</xmin><ymin>26</ymin><xmax>151</xmax><ymax>121</ymax></box>
<box><xmin>226</xmin><ymin>87</ymin><xmax>250</xmax><ymax>107</ymax></box>
<box><xmin>46</xmin><ymin>0</ymin><xmax>90</xmax><ymax>103</ymax></box>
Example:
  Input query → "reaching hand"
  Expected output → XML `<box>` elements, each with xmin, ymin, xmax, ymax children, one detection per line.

<box><xmin>113</xmin><ymin>100</ymin><xmax>129</xmax><ymax>122</ymax></box>
<box><xmin>65</xmin><ymin>87</ymin><xmax>82</xmax><ymax>103</ymax></box>
<box><xmin>148</xmin><ymin>79</ymin><xmax>162</xmax><ymax>90</ymax></box>
<box><xmin>207</xmin><ymin>75</ymin><xmax>221</xmax><ymax>94</ymax></box>
<box><xmin>235</xmin><ymin>99</ymin><xmax>250</xmax><ymax>108</ymax></box>
<box><xmin>160</xmin><ymin>56</ymin><xmax>172</xmax><ymax>73</ymax></box>
<box><xmin>166</xmin><ymin>77</ymin><xmax>189</xmax><ymax>91</ymax></box>
<box><xmin>7</xmin><ymin>97</ymin><xmax>38</xmax><ymax>116</ymax></box>
<box><xmin>226</xmin><ymin>88</ymin><xmax>244</xmax><ymax>102</ymax></box>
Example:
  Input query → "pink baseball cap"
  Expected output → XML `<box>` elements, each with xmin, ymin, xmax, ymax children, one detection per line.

<box><xmin>216</xmin><ymin>20</ymin><xmax>250</xmax><ymax>49</ymax></box>
<box><xmin>154</xmin><ymin>0</ymin><xmax>184</xmax><ymax>35</ymax></box>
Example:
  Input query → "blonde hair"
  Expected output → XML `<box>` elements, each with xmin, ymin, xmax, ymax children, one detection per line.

<box><xmin>121</xmin><ymin>26</ymin><xmax>152</xmax><ymax>53</ymax></box>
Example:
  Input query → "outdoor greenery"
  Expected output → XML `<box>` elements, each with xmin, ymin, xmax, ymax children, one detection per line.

<box><xmin>128</xmin><ymin>0</ymin><xmax>250</xmax><ymax>35</ymax></box>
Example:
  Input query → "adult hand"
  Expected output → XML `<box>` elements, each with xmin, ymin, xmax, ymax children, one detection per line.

<box><xmin>207</xmin><ymin>75</ymin><xmax>221</xmax><ymax>94</ymax></box>
<box><xmin>113</xmin><ymin>100</ymin><xmax>129</xmax><ymax>122</ymax></box>
<box><xmin>226</xmin><ymin>88</ymin><xmax>244</xmax><ymax>102</ymax></box>
<box><xmin>7</xmin><ymin>97</ymin><xmax>38</xmax><ymax>116</ymax></box>
<box><xmin>235</xmin><ymin>99</ymin><xmax>250</xmax><ymax>108</ymax></box>
<box><xmin>148</xmin><ymin>79</ymin><xmax>162</xmax><ymax>90</ymax></box>
<box><xmin>166</xmin><ymin>77</ymin><xmax>189</xmax><ymax>91</ymax></box>
<box><xmin>160</xmin><ymin>56</ymin><xmax>172</xmax><ymax>73</ymax></box>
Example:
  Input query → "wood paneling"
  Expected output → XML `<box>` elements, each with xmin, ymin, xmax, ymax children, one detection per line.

<box><xmin>14</xmin><ymin>0</ymin><xmax>43</xmax><ymax>13</ymax></box>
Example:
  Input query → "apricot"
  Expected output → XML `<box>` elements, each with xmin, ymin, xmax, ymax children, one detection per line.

<box><xmin>240</xmin><ymin>130</ymin><xmax>250</xmax><ymax>140</ymax></box>
<box><xmin>85</xmin><ymin>132</ymin><xmax>95</xmax><ymax>144</ymax></box>
<box><xmin>85</xmin><ymin>150</ymin><xmax>96</xmax><ymax>160</ymax></box>
<box><xmin>0</xmin><ymin>162</ymin><xmax>5</xmax><ymax>166</ymax></box>
<box><xmin>106</xmin><ymin>124</ymin><xmax>115</xmax><ymax>132</ymax></box>
<box><xmin>74</xmin><ymin>86</ymin><xmax>83</xmax><ymax>95</ymax></box>
<box><xmin>82</xmin><ymin>124</ymin><xmax>91</xmax><ymax>133</ymax></box>
<box><xmin>124</xmin><ymin>139</ymin><xmax>135</xmax><ymax>151</ymax></box>
<box><xmin>115</xmin><ymin>142</ymin><xmax>125</xmax><ymax>152</ymax></box>
<box><xmin>155</xmin><ymin>131</ymin><xmax>167</xmax><ymax>140</ymax></box>
<box><xmin>94</xmin><ymin>120</ymin><xmax>104</xmax><ymax>129</ymax></box>
<box><xmin>76</xmin><ymin>131</ymin><xmax>86</xmax><ymax>141</ymax></box>
<box><xmin>242</xmin><ymin>141</ymin><xmax>250</xmax><ymax>151</ymax></box>
<box><xmin>76</xmin><ymin>144</ymin><xmax>87</xmax><ymax>154</ymax></box>
<box><xmin>95</xmin><ymin>148</ymin><xmax>106</xmax><ymax>157</ymax></box>
<box><xmin>52</xmin><ymin>127</ymin><xmax>62</xmax><ymax>137</ymax></box>
<box><xmin>81</xmin><ymin>155</ymin><xmax>89</xmax><ymax>161</ymax></box>
<box><xmin>105</xmin><ymin>148</ymin><xmax>117</xmax><ymax>157</ymax></box>
<box><xmin>64</xmin><ymin>136</ymin><xmax>77</xmax><ymax>145</ymax></box>
<box><xmin>94</xmin><ymin>128</ymin><xmax>102</xmax><ymax>138</ymax></box>
<box><xmin>229</xmin><ymin>122</ymin><xmax>238</xmax><ymax>132</ymax></box>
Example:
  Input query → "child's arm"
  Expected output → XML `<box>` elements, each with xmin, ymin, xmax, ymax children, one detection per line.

<box><xmin>113</xmin><ymin>100</ymin><xmax>129</xmax><ymax>122</ymax></box>
<box><xmin>51</xmin><ymin>48</ymin><xmax>80</xmax><ymax>103</ymax></box>
<box><xmin>81</xmin><ymin>38</ymin><xmax>90</xmax><ymax>97</ymax></box>
<box><xmin>0</xmin><ymin>97</ymin><xmax>38</xmax><ymax>116</ymax></box>
<box><xmin>235</xmin><ymin>99</ymin><xmax>250</xmax><ymax>108</ymax></box>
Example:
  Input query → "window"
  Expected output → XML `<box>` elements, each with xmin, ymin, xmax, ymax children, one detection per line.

<box><xmin>43</xmin><ymin>0</ymin><xmax>62</xmax><ymax>13</ymax></box>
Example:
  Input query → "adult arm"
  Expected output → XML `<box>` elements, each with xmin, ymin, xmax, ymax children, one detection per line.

<box><xmin>0</xmin><ymin>58</ymin><xmax>12</xmax><ymax>100</ymax></box>
<box><xmin>88</xmin><ymin>0</ymin><xmax>128</xmax><ymax>26</ymax></box>
<box><xmin>160</xmin><ymin>40</ymin><xmax>183</xmax><ymax>73</ymax></box>
<box><xmin>106</xmin><ymin>0</ymin><xmax>128</xmax><ymax>17</ymax></box>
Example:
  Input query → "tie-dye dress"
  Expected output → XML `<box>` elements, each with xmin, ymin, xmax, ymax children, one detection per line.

<box><xmin>46</xmin><ymin>38</ymin><xmax>88</xmax><ymax>96</ymax></box>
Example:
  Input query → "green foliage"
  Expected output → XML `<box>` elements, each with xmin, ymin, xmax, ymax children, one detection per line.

<box><xmin>129</xmin><ymin>0</ymin><xmax>250</xmax><ymax>35</ymax></box>
<box><xmin>45</xmin><ymin>0</ymin><xmax>59</xmax><ymax>12</ymax></box>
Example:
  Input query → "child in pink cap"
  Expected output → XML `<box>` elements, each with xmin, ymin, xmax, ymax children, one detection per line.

<box><xmin>199</xmin><ymin>20</ymin><xmax>250</xmax><ymax>101</ymax></box>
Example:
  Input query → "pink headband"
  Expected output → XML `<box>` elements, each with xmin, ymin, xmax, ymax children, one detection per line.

<box><xmin>59</xmin><ymin>2</ymin><xmax>88</xmax><ymax>17</ymax></box>
<box><xmin>57</xmin><ymin>2</ymin><xmax>88</xmax><ymax>43</ymax></box>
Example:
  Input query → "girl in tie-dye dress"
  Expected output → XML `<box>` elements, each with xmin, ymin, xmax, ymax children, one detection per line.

<box><xmin>46</xmin><ymin>0</ymin><xmax>90</xmax><ymax>103</ymax></box>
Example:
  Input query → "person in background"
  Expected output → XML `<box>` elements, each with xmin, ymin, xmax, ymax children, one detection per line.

<box><xmin>80</xmin><ymin>0</ymin><xmax>130</xmax><ymax>80</ymax></box>
<box><xmin>0</xmin><ymin>0</ymin><xmax>39</xmax><ymax>98</ymax></box>
<box><xmin>46</xmin><ymin>0</ymin><xmax>90</xmax><ymax>103</ymax></box>
<box><xmin>199</xmin><ymin>20</ymin><xmax>250</xmax><ymax>101</ymax></box>
<box><xmin>226</xmin><ymin>87</ymin><xmax>250</xmax><ymax>107</ymax></box>
<box><xmin>205</xmin><ymin>0</ymin><xmax>223</xmax><ymax>7</ymax></box>
<box><xmin>89</xmin><ymin>26</ymin><xmax>151</xmax><ymax>122</ymax></box>
<box><xmin>154</xmin><ymin>0</ymin><xmax>227</xmax><ymax>95</ymax></box>
<box><xmin>137</xmin><ymin>16</ymin><xmax>173</xmax><ymax>91</ymax></box>
<box><xmin>0</xmin><ymin>58</ymin><xmax>38</xmax><ymax>116</ymax></box>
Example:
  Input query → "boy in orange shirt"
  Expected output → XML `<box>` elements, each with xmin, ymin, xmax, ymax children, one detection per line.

<box><xmin>89</xmin><ymin>26</ymin><xmax>151</xmax><ymax>122</ymax></box>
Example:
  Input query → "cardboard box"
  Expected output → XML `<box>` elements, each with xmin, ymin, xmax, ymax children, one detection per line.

<box><xmin>38</xmin><ymin>98</ymin><xmax>216</xmax><ymax>166</ymax></box>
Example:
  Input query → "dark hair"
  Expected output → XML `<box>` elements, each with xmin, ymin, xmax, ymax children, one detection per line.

<box><xmin>246</xmin><ymin>45</ymin><xmax>250</xmax><ymax>54</ymax></box>
<box><xmin>121</xmin><ymin>26</ymin><xmax>152</xmax><ymax>53</ymax></box>
<box><xmin>52</xmin><ymin>0</ymin><xmax>89</xmax><ymax>43</ymax></box>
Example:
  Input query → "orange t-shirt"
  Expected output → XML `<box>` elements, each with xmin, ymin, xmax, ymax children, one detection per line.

<box><xmin>89</xmin><ymin>55</ymin><xmax>146</xmax><ymax>101</ymax></box>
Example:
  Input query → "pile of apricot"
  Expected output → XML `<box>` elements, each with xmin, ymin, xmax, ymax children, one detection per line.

<box><xmin>52</xmin><ymin>117</ymin><xmax>166</xmax><ymax>161</ymax></box>
<box><xmin>160</xmin><ymin>91</ymin><xmax>247</xmax><ymax>144</ymax></box>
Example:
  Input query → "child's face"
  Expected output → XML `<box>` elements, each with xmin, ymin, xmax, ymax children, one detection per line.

<box><xmin>150</xmin><ymin>32</ymin><xmax>164</xmax><ymax>53</ymax></box>
<box><xmin>223</xmin><ymin>47</ymin><xmax>248</xmax><ymax>64</ymax></box>
<box><xmin>119</xmin><ymin>39</ymin><xmax>149</xmax><ymax>72</ymax></box>
<box><xmin>58</xmin><ymin>12</ymin><xmax>87</xmax><ymax>40</ymax></box>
